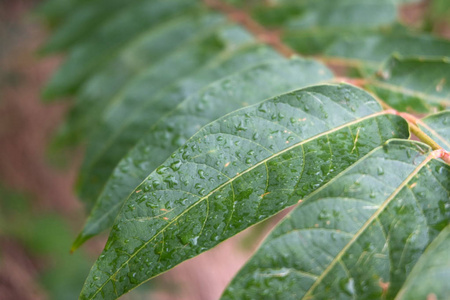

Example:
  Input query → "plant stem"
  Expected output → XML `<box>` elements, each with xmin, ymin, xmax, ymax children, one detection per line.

<box><xmin>389</xmin><ymin>111</ymin><xmax>450</xmax><ymax>164</ymax></box>
<box><xmin>397</xmin><ymin>112</ymin><xmax>444</xmax><ymax>150</ymax></box>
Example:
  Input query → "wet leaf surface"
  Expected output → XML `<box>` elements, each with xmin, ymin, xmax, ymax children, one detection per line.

<box><xmin>74</xmin><ymin>58</ymin><xmax>333</xmax><ymax>248</ymax></box>
<box><xmin>223</xmin><ymin>140</ymin><xmax>450</xmax><ymax>299</ymax></box>
<box><xmin>79</xmin><ymin>84</ymin><xmax>409</xmax><ymax>299</ymax></box>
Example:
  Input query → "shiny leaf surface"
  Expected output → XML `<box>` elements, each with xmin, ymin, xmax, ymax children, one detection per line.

<box><xmin>76</xmin><ymin>27</ymin><xmax>281</xmax><ymax>209</ymax></box>
<box><xmin>73</xmin><ymin>58</ymin><xmax>333</xmax><ymax>248</ymax></box>
<box><xmin>80</xmin><ymin>84</ymin><xmax>409</xmax><ymax>299</ymax></box>
<box><xmin>223</xmin><ymin>140</ymin><xmax>450</xmax><ymax>299</ymax></box>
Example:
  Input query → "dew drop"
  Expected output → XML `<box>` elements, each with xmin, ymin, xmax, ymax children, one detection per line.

<box><xmin>198</xmin><ymin>169</ymin><xmax>206</xmax><ymax>179</ymax></box>
<box><xmin>170</xmin><ymin>160</ymin><xmax>182</xmax><ymax>171</ymax></box>
<box><xmin>377</xmin><ymin>167</ymin><xmax>384</xmax><ymax>175</ymax></box>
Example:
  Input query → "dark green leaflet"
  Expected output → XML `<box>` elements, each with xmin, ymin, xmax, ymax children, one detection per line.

<box><xmin>76</xmin><ymin>27</ymin><xmax>281</xmax><ymax>208</ymax></box>
<box><xmin>226</xmin><ymin>0</ymin><xmax>396</xmax><ymax>30</ymax></box>
<box><xmin>40</xmin><ymin>0</ymin><xmax>144</xmax><ymax>53</ymax></box>
<box><xmin>73</xmin><ymin>58</ymin><xmax>333</xmax><ymax>249</ymax></box>
<box><xmin>79</xmin><ymin>84</ymin><xmax>409</xmax><ymax>299</ymax></box>
<box><xmin>42</xmin><ymin>0</ymin><xmax>201</xmax><ymax>99</ymax></box>
<box><xmin>52</xmin><ymin>12</ymin><xmax>227</xmax><ymax>147</ymax></box>
<box><xmin>226</xmin><ymin>0</ymin><xmax>398</xmax><ymax>56</ymax></box>
<box><xmin>35</xmin><ymin>0</ymin><xmax>84</xmax><ymax>27</ymax></box>
<box><xmin>365</xmin><ymin>57</ymin><xmax>450</xmax><ymax>112</ymax></box>
<box><xmin>419</xmin><ymin>111</ymin><xmax>450</xmax><ymax>151</ymax></box>
<box><xmin>223</xmin><ymin>140</ymin><xmax>450</xmax><ymax>300</ymax></box>
<box><xmin>252</xmin><ymin>0</ymin><xmax>396</xmax><ymax>56</ymax></box>
<box><xmin>322</xmin><ymin>32</ymin><xmax>450</xmax><ymax>70</ymax></box>
<box><xmin>225</xmin><ymin>0</ymin><xmax>450</xmax><ymax>70</ymax></box>
<box><xmin>396</xmin><ymin>224</ymin><xmax>450</xmax><ymax>300</ymax></box>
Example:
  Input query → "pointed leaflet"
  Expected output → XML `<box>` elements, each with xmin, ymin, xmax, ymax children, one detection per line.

<box><xmin>418</xmin><ymin>110</ymin><xmax>450</xmax><ymax>151</ymax></box>
<box><xmin>79</xmin><ymin>84</ymin><xmax>409</xmax><ymax>299</ymax></box>
<box><xmin>76</xmin><ymin>28</ymin><xmax>281</xmax><ymax>208</ymax></box>
<box><xmin>52</xmin><ymin>12</ymin><xmax>227</xmax><ymax>147</ymax></box>
<box><xmin>365</xmin><ymin>57</ymin><xmax>450</xmax><ymax>113</ymax></box>
<box><xmin>42</xmin><ymin>0</ymin><xmax>201</xmax><ymax>99</ymax></box>
<box><xmin>222</xmin><ymin>140</ymin><xmax>450</xmax><ymax>299</ymax></box>
<box><xmin>73</xmin><ymin>58</ymin><xmax>333</xmax><ymax>248</ymax></box>
<box><xmin>396</xmin><ymin>224</ymin><xmax>450</xmax><ymax>300</ymax></box>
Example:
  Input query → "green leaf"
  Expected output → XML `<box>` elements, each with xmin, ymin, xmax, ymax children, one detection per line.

<box><xmin>321</xmin><ymin>32</ymin><xmax>450</xmax><ymax>69</ymax></box>
<box><xmin>40</xmin><ymin>0</ymin><xmax>140</xmax><ymax>53</ymax></box>
<box><xmin>73</xmin><ymin>58</ymin><xmax>333</xmax><ymax>249</ymax></box>
<box><xmin>250</xmin><ymin>0</ymin><xmax>396</xmax><ymax>30</ymax></box>
<box><xmin>418</xmin><ymin>110</ymin><xmax>450</xmax><ymax>151</ymax></box>
<box><xmin>52</xmin><ymin>12</ymin><xmax>227</xmax><ymax>146</ymax></box>
<box><xmin>227</xmin><ymin>0</ymin><xmax>398</xmax><ymax>56</ymax></box>
<box><xmin>365</xmin><ymin>56</ymin><xmax>450</xmax><ymax>113</ymax></box>
<box><xmin>428</xmin><ymin>0</ymin><xmax>450</xmax><ymax>24</ymax></box>
<box><xmin>227</xmin><ymin>0</ymin><xmax>450</xmax><ymax>69</ymax></box>
<box><xmin>79</xmin><ymin>84</ymin><xmax>409</xmax><ymax>299</ymax></box>
<box><xmin>42</xmin><ymin>0</ymin><xmax>201</xmax><ymax>99</ymax></box>
<box><xmin>222</xmin><ymin>140</ymin><xmax>450</xmax><ymax>299</ymax></box>
<box><xmin>76</xmin><ymin>27</ymin><xmax>281</xmax><ymax>208</ymax></box>
<box><xmin>396</xmin><ymin>224</ymin><xmax>450</xmax><ymax>300</ymax></box>
<box><xmin>34</xmin><ymin>0</ymin><xmax>83</xmax><ymax>27</ymax></box>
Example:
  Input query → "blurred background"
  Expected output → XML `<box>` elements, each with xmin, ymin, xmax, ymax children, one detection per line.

<box><xmin>0</xmin><ymin>0</ymin><xmax>448</xmax><ymax>299</ymax></box>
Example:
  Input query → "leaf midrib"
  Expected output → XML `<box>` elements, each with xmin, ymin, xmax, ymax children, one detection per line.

<box><xmin>86</xmin><ymin>110</ymin><xmax>389</xmax><ymax>299</ymax></box>
<box><xmin>301</xmin><ymin>151</ymin><xmax>435</xmax><ymax>299</ymax></box>
<box><xmin>78</xmin><ymin>46</ymin><xmax>286</xmax><ymax>242</ymax></box>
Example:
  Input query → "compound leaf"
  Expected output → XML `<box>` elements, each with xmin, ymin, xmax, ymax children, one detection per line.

<box><xmin>42</xmin><ymin>0</ymin><xmax>201</xmax><ymax>99</ymax></box>
<box><xmin>76</xmin><ymin>27</ymin><xmax>281</xmax><ymax>209</ymax></box>
<box><xmin>51</xmin><ymin>13</ymin><xmax>227</xmax><ymax>146</ymax></box>
<box><xmin>79</xmin><ymin>84</ymin><xmax>408</xmax><ymax>299</ymax></box>
<box><xmin>222</xmin><ymin>140</ymin><xmax>450</xmax><ymax>299</ymax></box>
<box><xmin>73</xmin><ymin>58</ymin><xmax>333</xmax><ymax>249</ymax></box>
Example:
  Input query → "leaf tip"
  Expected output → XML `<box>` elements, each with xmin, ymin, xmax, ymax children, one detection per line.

<box><xmin>71</xmin><ymin>232</ymin><xmax>90</xmax><ymax>253</ymax></box>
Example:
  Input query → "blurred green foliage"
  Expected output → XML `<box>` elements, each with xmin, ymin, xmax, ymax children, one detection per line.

<box><xmin>0</xmin><ymin>185</ymin><xmax>91</xmax><ymax>300</ymax></box>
